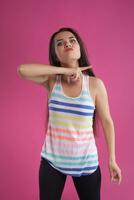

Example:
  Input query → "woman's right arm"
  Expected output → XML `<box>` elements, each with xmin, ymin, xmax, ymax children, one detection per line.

<box><xmin>17</xmin><ymin>64</ymin><xmax>70</xmax><ymax>88</ymax></box>
<box><xmin>17</xmin><ymin>64</ymin><xmax>91</xmax><ymax>88</ymax></box>
<box><xmin>17</xmin><ymin>64</ymin><xmax>69</xmax><ymax>77</ymax></box>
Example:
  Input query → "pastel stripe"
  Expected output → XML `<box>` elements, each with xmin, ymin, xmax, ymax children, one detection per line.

<box><xmin>49</xmin><ymin>100</ymin><xmax>95</xmax><ymax>110</ymax></box>
<box><xmin>45</xmin><ymin>143</ymin><xmax>97</xmax><ymax>156</ymax></box>
<box><xmin>42</xmin><ymin>147</ymin><xmax>97</xmax><ymax>157</ymax></box>
<box><xmin>42</xmin><ymin>145</ymin><xmax>97</xmax><ymax>156</ymax></box>
<box><xmin>49</xmin><ymin>107</ymin><xmax>94</xmax><ymax>116</ymax></box>
<box><xmin>48</xmin><ymin>132</ymin><xmax>93</xmax><ymax>142</ymax></box>
<box><xmin>45</xmin><ymin>134</ymin><xmax>96</xmax><ymax>147</ymax></box>
<box><xmin>58</xmin><ymin>166</ymin><xmax>97</xmax><ymax>171</ymax></box>
<box><xmin>50</xmin><ymin>112</ymin><xmax>93</xmax><ymax>122</ymax></box>
<box><xmin>44</xmin><ymin>136</ymin><xmax>97</xmax><ymax>153</ymax></box>
<box><xmin>49</xmin><ymin>126</ymin><xmax>93</xmax><ymax>135</ymax></box>
<box><xmin>50</xmin><ymin>92</ymin><xmax>95</xmax><ymax>104</ymax></box>
<box><xmin>49</xmin><ymin>130</ymin><xmax>93</xmax><ymax>138</ymax></box>
<box><xmin>50</xmin><ymin>119</ymin><xmax>92</xmax><ymax>129</ymax></box>
<box><xmin>43</xmin><ymin>150</ymin><xmax>97</xmax><ymax>160</ymax></box>
<box><xmin>46</xmin><ymin>159</ymin><xmax>98</xmax><ymax>167</ymax></box>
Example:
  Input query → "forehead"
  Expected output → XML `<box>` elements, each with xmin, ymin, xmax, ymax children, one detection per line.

<box><xmin>54</xmin><ymin>31</ymin><xmax>76</xmax><ymax>41</ymax></box>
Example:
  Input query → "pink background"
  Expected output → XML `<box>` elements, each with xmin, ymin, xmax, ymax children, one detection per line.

<box><xmin>1</xmin><ymin>0</ymin><xmax>134</xmax><ymax>199</ymax></box>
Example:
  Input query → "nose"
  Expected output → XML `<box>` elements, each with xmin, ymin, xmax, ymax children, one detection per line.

<box><xmin>64</xmin><ymin>41</ymin><xmax>72</xmax><ymax>48</ymax></box>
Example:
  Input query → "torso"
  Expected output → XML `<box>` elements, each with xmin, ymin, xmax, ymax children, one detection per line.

<box><xmin>45</xmin><ymin>74</ymin><xmax>97</xmax><ymax>105</ymax></box>
<box><xmin>41</xmin><ymin>73</ymin><xmax>99</xmax><ymax>176</ymax></box>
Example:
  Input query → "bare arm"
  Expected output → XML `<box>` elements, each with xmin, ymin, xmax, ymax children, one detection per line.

<box><xmin>17</xmin><ymin>64</ymin><xmax>68</xmax><ymax>88</ymax></box>
<box><xmin>17</xmin><ymin>64</ymin><xmax>91</xmax><ymax>87</ymax></box>
<box><xmin>17</xmin><ymin>64</ymin><xmax>65</xmax><ymax>89</ymax></box>
<box><xmin>95</xmin><ymin>78</ymin><xmax>122</xmax><ymax>184</ymax></box>
<box><xmin>17</xmin><ymin>64</ymin><xmax>69</xmax><ymax>77</ymax></box>
<box><xmin>95</xmin><ymin>79</ymin><xmax>115</xmax><ymax>162</ymax></box>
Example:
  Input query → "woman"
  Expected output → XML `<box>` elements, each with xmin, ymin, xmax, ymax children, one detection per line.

<box><xmin>17</xmin><ymin>27</ymin><xmax>122</xmax><ymax>200</ymax></box>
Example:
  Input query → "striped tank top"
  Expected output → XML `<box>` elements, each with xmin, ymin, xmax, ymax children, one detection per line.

<box><xmin>41</xmin><ymin>73</ymin><xmax>99</xmax><ymax>177</ymax></box>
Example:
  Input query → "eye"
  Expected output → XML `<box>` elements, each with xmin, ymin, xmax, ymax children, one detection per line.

<box><xmin>70</xmin><ymin>38</ymin><xmax>77</xmax><ymax>43</ymax></box>
<box><xmin>56</xmin><ymin>41</ymin><xmax>63</xmax><ymax>46</ymax></box>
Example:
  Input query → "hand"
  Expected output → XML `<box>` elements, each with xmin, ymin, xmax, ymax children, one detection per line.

<box><xmin>66</xmin><ymin>66</ymin><xmax>92</xmax><ymax>83</ymax></box>
<box><xmin>108</xmin><ymin>161</ymin><xmax>122</xmax><ymax>184</ymax></box>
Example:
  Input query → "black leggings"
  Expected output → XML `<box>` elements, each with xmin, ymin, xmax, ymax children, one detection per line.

<box><xmin>39</xmin><ymin>157</ymin><xmax>101</xmax><ymax>200</ymax></box>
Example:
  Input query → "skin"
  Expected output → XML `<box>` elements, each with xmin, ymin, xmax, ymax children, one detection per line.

<box><xmin>17</xmin><ymin>31</ymin><xmax>122</xmax><ymax>184</ymax></box>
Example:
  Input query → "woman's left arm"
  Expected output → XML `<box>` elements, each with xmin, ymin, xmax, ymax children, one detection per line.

<box><xmin>95</xmin><ymin>78</ymin><xmax>122</xmax><ymax>184</ymax></box>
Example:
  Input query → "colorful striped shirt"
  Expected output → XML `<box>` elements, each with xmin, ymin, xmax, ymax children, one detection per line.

<box><xmin>41</xmin><ymin>73</ymin><xmax>99</xmax><ymax>177</ymax></box>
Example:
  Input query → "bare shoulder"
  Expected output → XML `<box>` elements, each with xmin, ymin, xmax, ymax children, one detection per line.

<box><xmin>89</xmin><ymin>76</ymin><xmax>103</xmax><ymax>83</ymax></box>
<box><xmin>89</xmin><ymin>76</ymin><xmax>107</xmax><ymax>102</ymax></box>
<box><xmin>89</xmin><ymin>76</ymin><xmax>104</xmax><ymax>89</ymax></box>
<box><xmin>89</xmin><ymin>76</ymin><xmax>106</xmax><ymax>90</ymax></box>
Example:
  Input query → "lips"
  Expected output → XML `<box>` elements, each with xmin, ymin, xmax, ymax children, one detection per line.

<box><xmin>65</xmin><ymin>48</ymin><xmax>73</xmax><ymax>52</ymax></box>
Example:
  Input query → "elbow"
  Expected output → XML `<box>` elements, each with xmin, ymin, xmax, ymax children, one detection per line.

<box><xmin>102</xmin><ymin>116</ymin><xmax>114</xmax><ymax>129</ymax></box>
<box><xmin>17</xmin><ymin>64</ymin><xmax>25</xmax><ymax>77</ymax></box>
<box><xmin>104</xmin><ymin>116</ymin><xmax>113</xmax><ymax>124</ymax></box>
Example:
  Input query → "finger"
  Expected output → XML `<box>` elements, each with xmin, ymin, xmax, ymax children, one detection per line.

<box><xmin>111</xmin><ymin>173</ymin><xmax>121</xmax><ymax>184</ymax></box>
<box><xmin>111</xmin><ymin>175</ymin><xmax>118</xmax><ymax>182</ymax></box>
<box><xmin>118</xmin><ymin>172</ymin><xmax>122</xmax><ymax>185</ymax></box>
<box><xmin>76</xmin><ymin>70</ymin><xmax>81</xmax><ymax>80</ymax></box>
<box><xmin>80</xmin><ymin>66</ymin><xmax>92</xmax><ymax>72</ymax></box>
<box><xmin>114</xmin><ymin>169</ymin><xmax>122</xmax><ymax>184</ymax></box>
<box><xmin>70</xmin><ymin>70</ymin><xmax>81</xmax><ymax>81</ymax></box>
<box><xmin>70</xmin><ymin>75</ymin><xmax>79</xmax><ymax>82</ymax></box>
<box><xmin>70</xmin><ymin>73</ymin><xmax>81</xmax><ymax>82</ymax></box>
<box><xmin>118</xmin><ymin>178</ymin><xmax>121</xmax><ymax>185</ymax></box>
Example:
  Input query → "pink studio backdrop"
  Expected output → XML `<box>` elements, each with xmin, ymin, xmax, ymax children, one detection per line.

<box><xmin>1</xmin><ymin>0</ymin><xmax>134</xmax><ymax>199</ymax></box>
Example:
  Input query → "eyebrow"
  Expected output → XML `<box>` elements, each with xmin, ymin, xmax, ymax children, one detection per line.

<box><xmin>56</xmin><ymin>36</ymin><xmax>76</xmax><ymax>42</ymax></box>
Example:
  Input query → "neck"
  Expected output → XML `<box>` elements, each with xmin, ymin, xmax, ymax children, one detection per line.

<box><xmin>61</xmin><ymin>60</ymin><xmax>80</xmax><ymax>83</ymax></box>
<box><xmin>61</xmin><ymin>60</ymin><xmax>79</xmax><ymax>68</ymax></box>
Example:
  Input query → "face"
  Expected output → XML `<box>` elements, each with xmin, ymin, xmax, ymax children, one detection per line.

<box><xmin>54</xmin><ymin>31</ymin><xmax>81</xmax><ymax>65</ymax></box>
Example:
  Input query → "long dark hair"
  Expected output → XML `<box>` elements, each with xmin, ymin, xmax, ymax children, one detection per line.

<box><xmin>48</xmin><ymin>27</ymin><xmax>98</xmax><ymax>134</ymax></box>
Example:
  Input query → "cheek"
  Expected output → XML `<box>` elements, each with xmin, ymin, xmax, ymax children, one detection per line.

<box><xmin>55</xmin><ymin>47</ymin><xmax>61</xmax><ymax>59</ymax></box>
<box><xmin>55</xmin><ymin>47</ymin><xmax>65</xmax><ymax>62</ymax></box>
<box><xmin>75</xmin><ymin>46</ymin><xmax>81</xmax><ymax>57</ymax></box>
